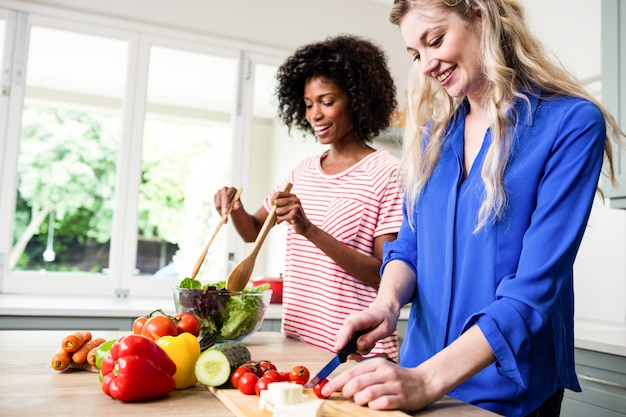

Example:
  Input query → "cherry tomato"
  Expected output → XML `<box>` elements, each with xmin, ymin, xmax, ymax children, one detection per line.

<box><xmin>238</xmin><ymin>372</ymin><xmax>259</xmax><ymax>395</ymax></box>
<box><xmin>255</xmin><ymin>360</ymin><xmax>276</xmax><ymax>374</ymax></box>
<box><xmin>132</xmin><ymin>316</ymin><xmax>147</xmax><ymax>335</ymax></box>
<box><xmin>141</xmin><ymin>315</ymin><xmax>177</xmax><ymax>340</ymax></box>
<box><xmin>255</xmin><ymin>376</ymin><xmax>273</xmax><ymax>396</ymax></box>
<box><xmin>230</xmin><ymin>365</ymin><xmax>254</xmax><ymax>389</ymax></box>
<box><xmin>262</xmin><ymin>369</ymin><xmax>282</xmax><ymax>383</ymax></box>
<box><xmin>313</xmin><ymin>378</ymin><xmax>330</xmax><ymax>399</ymax></box>
<box><xmin>174</xmin><ymin>312</ymin><xmax>200</xmax><ymax>336</ymax></box>
<box><xmin>279</xmin><ymin>371</ymin><xmax>291</xmax><ymax>382</ymax></box>
<box><xmin>289</xmin><ymin>365</ymin><xmax>310</xmax><ymax>385</ymax></box>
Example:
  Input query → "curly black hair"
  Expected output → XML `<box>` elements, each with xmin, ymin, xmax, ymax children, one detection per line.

<box><xmin>275</xmin><ymin>34</ymin><xmax>397</xmax><ymax>143</ymax></box>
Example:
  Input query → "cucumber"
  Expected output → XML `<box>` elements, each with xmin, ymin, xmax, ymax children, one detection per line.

<box><xmin>194</xmin><ymin>342</ymin><xmax>251</xmax><ymax>387</ymax></box>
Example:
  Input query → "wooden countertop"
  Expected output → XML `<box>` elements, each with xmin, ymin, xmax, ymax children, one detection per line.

<box><xmin>0</xmin><ymin>330</ymin><xmax>496</xmax><ymax>417</ymax></box>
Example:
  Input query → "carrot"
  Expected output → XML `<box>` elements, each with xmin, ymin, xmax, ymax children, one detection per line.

<box><xmin>87</xmin><ymin>345</ymin><xmax>100</xmax><ymax>366</ymax></box>
<box><xmin>61</xmin><ymin>331</ymin><xmax>92</xmax><ymax>353</ymax></box>
<box><xmin>51</xmin><ymin>348</ymin><xmax>72</xmax><ymax>371</ymax></box>
<box><xmin>72</xmin><ymin>337</ymin><xmax>105</xmax><ymax>364</ymax></box>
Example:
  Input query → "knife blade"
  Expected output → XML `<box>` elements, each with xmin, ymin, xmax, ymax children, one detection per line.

<box><xmin>304</xmin><ymin>329</ymin><xmax>368</xmax><ymax>388</ymax></box>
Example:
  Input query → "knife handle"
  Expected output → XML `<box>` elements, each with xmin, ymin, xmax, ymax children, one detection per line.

<box><xmin>337</xmin><ymin>329</ymin><xmax>368</xmax><ymax>361</ymax></box>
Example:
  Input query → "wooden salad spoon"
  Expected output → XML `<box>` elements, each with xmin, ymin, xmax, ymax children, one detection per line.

<box><xmin>225</xmin><ymin>182</ymin><xmax>292</xmax><ymax>291</ymax></box>
<box><xmin>189</xmin><ymin>187</ymin><xmax>243</xmax><ymax>280</ymax></box>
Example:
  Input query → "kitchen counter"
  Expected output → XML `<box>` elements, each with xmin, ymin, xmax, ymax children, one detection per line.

<box><xmin>0</xmin><ymin>330</ymin><xmax>497</xmax><ymax>417</ymax></box>
<box><xmin>574</xmin><ymin>318</ymin><xmax>626</xmax><ymax>357</ymax></box>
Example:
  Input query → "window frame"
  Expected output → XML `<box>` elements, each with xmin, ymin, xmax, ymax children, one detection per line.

<box><xmin>0</xmin><ymin>3</ymin><xmax>289</xmax><ymax>298</ymax></box>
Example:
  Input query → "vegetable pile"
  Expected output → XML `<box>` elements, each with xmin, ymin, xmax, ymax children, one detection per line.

<box><xmin>176</xmin><ymin>279</ymin><xmax>270</xmax><ymax>342</ymax></box>
<box><xmin>193</xmin><ymin>345</ymin><xmax>330</xmax><ymax>400</ymax></box>
<box><xmin>50</xmin><ymin>311</ymin><xmax>202</xmax><ymax>402</ymax></box>
<box><xmin>46</xmin><ymin>281</ymin><xmax>282</xmax><ymax>405</ymax></box>
<box><xmin>51</xmin><ymin>331</ymin><xmax>106</xmax><ymax>371</ymax></box>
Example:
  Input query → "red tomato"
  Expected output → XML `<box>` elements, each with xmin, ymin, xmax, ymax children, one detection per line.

<box><xmin>289</xmin><ymin>365</ymin><xmax>310</xmax><ymax>385</ymax></box>
<box><xmin>174</xmin><ymin>312</ymin><xmax>200</xmax><ymax>336</ymax></box>
<box><xmin>255</xmin><ymin>376</ymin><xmax>273</xmax><ymax>396</ymax></box>
<box><xmin>279</xmin><ymin>371</ymin><xmax>291</xmax><ymax>382</ymax></box>
<box><xmin>132</xmin><ymin>316</ymin><xmax>147</xmax><ymax>335</ymax></box>
<box><xmin>242</xmin><ymin>360</ymin><xmax>261</xmax><ymax>376</ymax></box>
<box><xmin>238</xmin><ymin>372</ymin><xmax>259</xmax><ymax>395</ymax></box>
<box><xmin>230</xmin><ymin>365</ymin><xmax>254</xmax><ymax>389</ymax></box>
<box><xmin>313</xmin><ymin>378</ymin><xmax>330</xmax><ymax>399</ymax></box>
<box><xmin>263</xmin><ymin>369</ymin><xmax>282</xmax><ymax>383</ymax></box>
<box><xmin>141</xmin><ymin>315</ymin><xmax>177</xmax><ymax>340</ymax></box>
<box><xmin>255</xmin><ymin>360</ymin><xmax>277</xmax><ymax>374</ymax></box>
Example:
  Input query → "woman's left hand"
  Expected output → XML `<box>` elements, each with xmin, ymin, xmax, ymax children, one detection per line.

<box><xmin>321</xmin><ymin>357</ymin><xmax>442</xmax><ymax>412</ymax></box>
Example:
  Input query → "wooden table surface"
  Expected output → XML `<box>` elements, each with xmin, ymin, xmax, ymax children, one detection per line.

<box><xmin>0</xmin><ymin>330</ymin><xmax>497</xmax><ymax>417</ymax></box>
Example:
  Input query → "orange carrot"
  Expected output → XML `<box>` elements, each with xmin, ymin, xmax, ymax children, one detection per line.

<box><xmin>61</xmin><ymin>331</ymin><xmax>92</xmax><ymax>353</ymax></box>
<box><xmin>72</xmin><ymin>337</ymin><xmax>105</xmax><ymax>364</ymax></box>
<box><xmin>87</xmin><ymin>345</ymin><xmax>100</xmax><ymax>366</ymax></box>
<box><xmin>51</xmin><ymin>348</ymin><xmax>72</xmax><ymax>371</ymax></box>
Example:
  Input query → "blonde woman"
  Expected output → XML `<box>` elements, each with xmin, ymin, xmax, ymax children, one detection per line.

<box><xmin>324</xmin><ymin>1</ymin><xmax>626</xmax><ymax>416</ymax></box>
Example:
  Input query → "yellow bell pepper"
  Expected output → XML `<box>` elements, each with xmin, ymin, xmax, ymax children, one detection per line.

<box><xmin>156</xmin><ymin>332</ymin><xmax>201</xmax><ymax>389</ymax></box>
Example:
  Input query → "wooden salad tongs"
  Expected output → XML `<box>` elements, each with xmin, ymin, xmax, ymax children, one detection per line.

<box><xmin>189</xmin><ymin>187</ymin><xmax>244</xmax><ymax>280</ymax></box>
<box><xmin>225</xmin><ymin>182</ymin><xmax>292</xmax><ymax>291</ymax></box>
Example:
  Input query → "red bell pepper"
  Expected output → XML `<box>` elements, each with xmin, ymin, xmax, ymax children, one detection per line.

<box><xmin>101</xmin><ymin>334</ymin><xmax>177</xmax><ymax>402</ymax></box>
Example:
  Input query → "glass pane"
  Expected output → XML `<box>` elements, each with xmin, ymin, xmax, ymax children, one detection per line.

<box><xmin>0</xmin><ymin>18</ymin><xmax>5</xmax><ymax>61</ymax></box>
<box><xmin>248</xmin><ymin>63</ymin><xmax>285</xmax><ymax>278</ymax></box>
<box><xmin>10</xmin><ymin>26</ymin><xmax>128</xmax><ymax>273</ymax></box>
<box><xmin>138</xmin><ymin>46</ymin><xmax>237</xmax><ymax>283</ymax></box>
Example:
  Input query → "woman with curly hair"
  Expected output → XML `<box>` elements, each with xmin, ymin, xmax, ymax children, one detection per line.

<box><xmin>324</xmin><ymin>1</ymin><xmax>626</xmax><ymax>416</ymax></box>
<box><xmin>214</xmin><ymin>34</ymin><xmax>403</xmax><ymax>359</ymax></box>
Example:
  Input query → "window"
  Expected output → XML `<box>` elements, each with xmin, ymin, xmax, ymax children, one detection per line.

<box><xmin>0</xmin><ymin>6</ymin><xmax>289</xmax><ymax>297</ymax></box>
<box><xmin>14</xmin><ymin>25</ymin><xmax>128</xmax><ymax>275</ymax></box>
<box><xmin>136</xmin><ymin>45</ymin><xmax>238</xmax><ymax>282</ymax></box>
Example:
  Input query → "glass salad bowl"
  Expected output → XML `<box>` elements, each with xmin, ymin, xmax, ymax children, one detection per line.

<box><xmin>172</xmin><ymin>283</ymin><xmax>271</xmax><ymax>349</ymax></box>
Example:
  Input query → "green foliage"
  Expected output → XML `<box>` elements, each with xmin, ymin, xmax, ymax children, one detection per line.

<box><xmin>12</xmin><ymin>103</ymin><xmax>220</xmax><ymax>272</ymax></box>
<box><xmin>18</xmin><ymin>105</ymin><xmax>118</xmax><ymax>241</ymax></box>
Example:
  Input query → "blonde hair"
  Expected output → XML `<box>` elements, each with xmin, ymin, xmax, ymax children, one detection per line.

<box><xmin>391</xmin><ymin>0</ymin><xmax>625</xmax><ymax>231</ymax></box>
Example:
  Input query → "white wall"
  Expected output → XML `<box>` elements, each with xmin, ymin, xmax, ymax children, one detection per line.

<box><xmin>10</xmin><ymin>0</ymin><xmax>626</xmax><ymax>323</ymax></box>
<box><xmin>522</xmin><ymin>0</ymin><xmax>626</xmax><ymax>324</ymax></box>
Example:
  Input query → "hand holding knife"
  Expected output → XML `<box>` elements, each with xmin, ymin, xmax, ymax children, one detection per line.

<box><xmin>304</xmin><ymin>329</ymin><xmax>368</xmax><ymax>388</ymax></box>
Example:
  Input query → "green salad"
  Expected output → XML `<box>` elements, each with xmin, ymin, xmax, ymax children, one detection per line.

<box><xmin>177</xmin><ymin>278</ymin><xmax>270</xmax><ymax>341</ymax></box>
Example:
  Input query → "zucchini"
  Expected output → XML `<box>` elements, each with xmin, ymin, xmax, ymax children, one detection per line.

<box><xmin>194</xmin><ymin>342</ymin><xmax>251</xmax><ymax>387</ymax></box>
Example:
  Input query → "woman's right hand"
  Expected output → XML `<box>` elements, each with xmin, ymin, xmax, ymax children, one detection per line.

<box><xmin>214</xmin><ymin>186</ymin><xmax>241</xmax><ymax>216</ymax></box>
<box><xmin>335</xmin><ymin>301</ymin><xmax>400</xmax><ymax>357</ymax></box>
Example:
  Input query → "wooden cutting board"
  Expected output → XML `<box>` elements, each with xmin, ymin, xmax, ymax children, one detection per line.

<box><xmin>209</xmin><ymin>386</ymin><xmax>411</xmax><ymax>417</ymax></box>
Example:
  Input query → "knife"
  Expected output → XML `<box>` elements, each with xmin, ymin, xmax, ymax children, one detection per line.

<box><xmin>304</xmin><ymin>329</ymin><xmax>368</xmax><ymax>388</ymax></box>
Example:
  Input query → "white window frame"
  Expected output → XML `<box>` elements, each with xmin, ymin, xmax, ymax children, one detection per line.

<box><xmin>0</xmin><ymin>1</ymin><xmax>289</xmax><ymax>298</ymax></box>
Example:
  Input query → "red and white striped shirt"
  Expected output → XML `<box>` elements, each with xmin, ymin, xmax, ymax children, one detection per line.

<box><xmin>264</xmin><ymin>149</ymin><xmax>403</xmax><ymax>360</ymax></box>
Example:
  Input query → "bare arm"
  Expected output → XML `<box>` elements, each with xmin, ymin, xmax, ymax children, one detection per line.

<box><xmin>323</xmin><ymin>324</ymin><xmax>495</xmax><ymax>411</ymax></box>
<box><xmin>213</xmin><ymin>187</ymin><xmax>268</xmax><ymax>242</ymax></box>
<box><xmin>326</xmin><ymin>259</ymin><xmax>496</xmax><ymax>411</ymax></box>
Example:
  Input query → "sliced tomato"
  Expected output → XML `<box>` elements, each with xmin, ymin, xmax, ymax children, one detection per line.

<box><xmin>313</xmin><ymin>378</ymin><xmax>330</xmax><ymax>399</ymax></box>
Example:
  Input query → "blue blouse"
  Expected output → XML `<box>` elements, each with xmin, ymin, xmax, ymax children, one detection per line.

<box><xmin>383</xmin><ymin>92</ymin><xmax>606</xmax><ymax>416</ymax></box>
